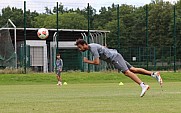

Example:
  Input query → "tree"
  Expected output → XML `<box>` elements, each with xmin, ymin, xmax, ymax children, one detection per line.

<box><xmin>104</xmin><ymin>20</ymin><xmax>124</xmax><ymax>48</ymax></box>
<box><xmin>0</xmin><ymin>6</ymin><xmax>23</xmax><ymax>27</ymax></box>
<box><xmin>174</xmin><ymin>1</ymin><xmax>181</xmax><ymax>58</ymax></box>
<box><xmin>53</xmin><ymin>2</ymin><xmax>65</xmax><ymax>14</ymax></box>
<box><xmin>34</xmin><ymin>14</ymin><xmax>48</xmax><ymax>28</ymax></box>
<box><xmin>45</xmin><ymin>7</ymin><xmax>53</xmax><ymax>15</ymax></box>
<box><xmin>34</xmin><ymin>13</ymin><xmax>87</xmax><ymax>29</ymax></box>
<box><xmin>131</xmin><ymin>6</ymin><xmax>146</xmax><ymax>46</ymax></box>
<box><xmin>148</xmin><ymin>1</ymin><xmax>173</xmax><ymax>47</ymax></box>
<box><xmin>59</xmin><ymin>13</ymin><xmax>88</xmax><ymax>29</ymax></box>
<box><xmin>93</xmin><ymin>4</ymin><xmax>116</xmax><ymax>30</ymax></box>
<box><xmin>0</xmin><ymin>6</ymin><xmax>39</xmax><ymax>28</ymax></box>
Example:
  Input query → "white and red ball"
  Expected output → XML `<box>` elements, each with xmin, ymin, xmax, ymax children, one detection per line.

<box><xmin>37</xmin><ymin>28</ymin><xmax>49</xmax><ymax>39</ymax></box>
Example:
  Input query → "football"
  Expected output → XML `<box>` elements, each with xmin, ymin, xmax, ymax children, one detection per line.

<box><xmin>37</xmin><ymin>28</ymin><xmax>49</xmax><ymax>39</ymax></box>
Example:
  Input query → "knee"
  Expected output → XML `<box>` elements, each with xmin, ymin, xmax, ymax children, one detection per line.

<box><xmin>129</xmin><ymin>67</ymin><xmax>138</xmax><ymax>73</ymax></box>
<box><xmin>123</xmin><ymin>70</ymin><xmax>131</xmax><ymax>76</ymax></box>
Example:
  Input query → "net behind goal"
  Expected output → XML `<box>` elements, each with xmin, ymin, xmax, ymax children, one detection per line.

<box><xmin>0</xmin><ymin>25</ymin><xmax>16</xmax><ymax>68</ymax></box>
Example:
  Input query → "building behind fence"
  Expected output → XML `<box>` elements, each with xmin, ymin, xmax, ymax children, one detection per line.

<box><xmin>0</xmin><ymin>0</ymin><xmax>180</xmax><ymax>72</ymax></box>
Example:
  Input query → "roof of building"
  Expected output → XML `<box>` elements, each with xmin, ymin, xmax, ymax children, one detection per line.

<box><xmin>2</xmin><ymin>28</ymin><xmax>110</xmax><ymax>42</ymax></box>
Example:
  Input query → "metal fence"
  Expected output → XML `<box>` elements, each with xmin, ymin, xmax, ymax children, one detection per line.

<box><xmin>119</xmin><ymin>46</ymin><xmax>181</xmax><ymax>71</ymax></box>
<box><xmin>0</xmin><ymin>0</ymin><xmax>181</xmax><ymax>72</ymax></box>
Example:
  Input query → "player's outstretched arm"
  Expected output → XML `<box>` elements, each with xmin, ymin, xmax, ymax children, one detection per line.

<box><xmin>83</xmin><ymin>57</ymin><xmax>100</xmax><ymax>65</ymax></box>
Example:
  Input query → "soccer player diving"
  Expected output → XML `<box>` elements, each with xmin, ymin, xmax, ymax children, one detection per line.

<box><xmin>75</xmin><ymin>39</ymin><xmax>163</xmax><ymax>97</ymax></box>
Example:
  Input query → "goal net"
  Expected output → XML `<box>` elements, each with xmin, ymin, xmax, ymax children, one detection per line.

<box><xmin>0</xmin><ymin>24</ymin><xmax>16</xmax><ymax>68</ymax></box>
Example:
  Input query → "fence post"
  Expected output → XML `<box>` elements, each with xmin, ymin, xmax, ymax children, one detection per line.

<box><xmin>145</xmin><ymin>4</ymin><xmax>149</xmax><ymax>70</ymax></box>
<box><xmin>138</xmin><ymin>47</ymin><xmax>141</xmax><ymax>67</ymax></box>
<box><xmin>154</xmin><ymin>47</ymin><xmax>156</xmax><ymax>70</ymax></box>
<box><xmin>117</xmin><ymin>4</ymin><xmax>120</xmax><ymax>52</ymax></box>
<box><xmin>56</xmin><ymin>2</ymin><xmax>59</xmax><ymax>54</ymax></box>
<box><xmin>173</xmin><ymin>5</ymin><xmax>176</xmax><ymax>72</ymax></box>
<box><xmin>87</xmin><ymin>3</ymin><xmax>90</xmax><ymax>73</ymax></box>
<box><xmin>24</xmin><ymin>1</ymin><xmax>26</xmax><ymax>74</ymax></box>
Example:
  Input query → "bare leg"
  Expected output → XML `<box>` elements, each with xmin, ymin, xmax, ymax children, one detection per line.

<box><xmin>56</xmin><ymin>75</ymin><xmax>62</xmax><ymax>82</ymax></box>
<box><xmin>124</xmin><ymin>69</ymin><xmax>150</xmax><ymax>97</ymax></box>
<box><xmin>56</xmin><ymin>75</ymin><xmax>59</xmax><ymax>81</ymax></box>
<box><xmin>59</xmin><ymin>76</ymin><xmax>62</xmax><ymax>82</ymax></box>
<box><xmin>56</xmin><ymin>75</ymin><xmax>62</xmax><ymax>86</ymax></box>
<box><xmin>129</xmin><ymin>67</ymin><xmax>152</xmax><ymax>76</ymax></box>
<box><xmin>124</xmin><ymin>70</ymin><xmax>142</xmax><ymax>85</ymax></box>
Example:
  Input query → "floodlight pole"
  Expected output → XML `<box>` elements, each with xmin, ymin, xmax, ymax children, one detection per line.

<box><xmin>8</xmin><ymin>19</ymin><xmax>17</xmax><ymax>69</ymax></box>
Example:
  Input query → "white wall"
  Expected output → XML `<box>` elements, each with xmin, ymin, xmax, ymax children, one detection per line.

<box><xmin>26</xmin><ymin>40</ymin><xmax>48</xmax><ymax>73</ymax></box>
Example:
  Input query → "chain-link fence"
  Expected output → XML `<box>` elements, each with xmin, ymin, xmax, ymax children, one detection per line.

<box><xmin>120</xmin><ymin>46</ymin><xmax>181</xmax><ymax>71</ymax></box>
<box><xmin>0</xmin><ymin>0</ymin><xmax>180</xmax><ymax>72</ymax></box>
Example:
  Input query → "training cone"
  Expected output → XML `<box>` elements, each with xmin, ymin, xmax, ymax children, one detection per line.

<box><xmin>119</xmin><ymin>82</ymin><xmax>124</xmax><ymax>86</ymax></box>
<box><xmin>63</xmin><ymin>82</ymin><xmax>67</xmax><ymax>85</ymax></box>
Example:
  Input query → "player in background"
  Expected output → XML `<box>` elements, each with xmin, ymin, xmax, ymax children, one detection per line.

<box><xmin>75</xmin><ymin>39</ymin><xmax>163</xmax><ymax>97</ymax></box>
<box><xmin>55</xmin><ymin>53</ymin><xmax>63</xmax><ymax>86</ymax></box>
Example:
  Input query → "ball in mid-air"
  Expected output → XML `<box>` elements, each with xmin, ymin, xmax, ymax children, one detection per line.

<box><xmin>37</xmin><ymin>28</ymin><xmax>49</xmax><ymax>39</ymax></box>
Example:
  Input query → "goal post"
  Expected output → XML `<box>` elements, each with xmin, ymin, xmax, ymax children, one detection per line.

<box><xmin>8</xmin><ymin>19</ymin><xmax>17</xmax><ymax>68</ymax></box>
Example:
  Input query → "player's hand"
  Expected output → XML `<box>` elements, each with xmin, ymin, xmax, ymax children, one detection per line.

<box><xmin>60</xmin><ymin>68</ymin><xmax>62</xmax><ymax>72</ymax></box>
<box><xmin>83</xmin><ymin>57</ymin><xmax>88</xmax><ymax>63</ymax></box>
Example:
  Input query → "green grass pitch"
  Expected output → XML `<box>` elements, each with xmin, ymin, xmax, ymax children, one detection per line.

<box><xmin>0</xmin><ymin>72</ymin><xmax>181</xmax><ymax>113</ymax></box>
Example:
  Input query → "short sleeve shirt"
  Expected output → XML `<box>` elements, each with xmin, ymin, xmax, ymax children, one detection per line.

<box><xmin>88</xmin><ymin>43</ymin><xmax>118</xmax><ymax>61</ymax></box>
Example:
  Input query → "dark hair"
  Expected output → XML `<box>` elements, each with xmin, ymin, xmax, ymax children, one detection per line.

<box><xmin>75</xmin><ymin>39</ymin><xmax>87</xmax><ymax>46</ymax></box>
<box><xmin>56</xmin><ymin>53</ymin><xmax>61</xmax><ymax>56</ymax></box>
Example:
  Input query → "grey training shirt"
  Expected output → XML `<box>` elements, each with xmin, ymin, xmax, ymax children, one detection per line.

<box><xmin>56</xmin><ymin>59</ymin><xmax>63</xmax><ymax>70</ymax></box>
<box><xmin>88</xmin><ymin>43</ymin><xmax>118</xmax><ymax>61</ymax></box>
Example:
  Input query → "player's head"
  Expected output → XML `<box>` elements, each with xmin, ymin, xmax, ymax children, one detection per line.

<box><xmin>56</xmin><ymin>53</ymin><xmax>61</xmax><ymax>59</ymax></box>
<box><xmin>75</xmin><ymin>39</ymin><xmax>89</xmax><ymax>52</ymax></box>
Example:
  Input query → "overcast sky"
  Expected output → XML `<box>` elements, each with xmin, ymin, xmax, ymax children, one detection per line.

<box><xmin>0</xmin><ymin>0</ymin><xmax>178</xmax><ymax>13</ymax></box>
